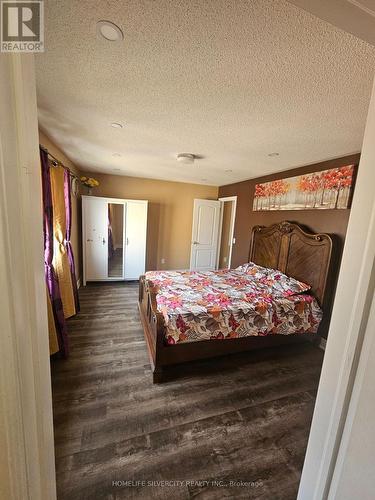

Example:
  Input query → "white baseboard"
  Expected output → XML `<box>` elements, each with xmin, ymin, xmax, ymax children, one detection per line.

<box><xmin>319</xmin><ymin>336</ymin><xmax>327</xmax><ymax>351</ymax></box>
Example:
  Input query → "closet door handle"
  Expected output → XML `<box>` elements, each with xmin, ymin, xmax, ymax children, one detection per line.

<box><xmin>102</xmin><ymin>237</ymin><xmax>106</xmax><ymax>245</ymax></box>
<box><xmin>126</xmin><ymin>237</ymin><xmax>129</xmax><ymax>246</ymax></box>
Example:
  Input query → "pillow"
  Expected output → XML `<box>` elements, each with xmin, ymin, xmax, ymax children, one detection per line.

<box><xmin>265</xmin><ymin>268</ymin><xmax>311</xmax><ymax>296</ymax></box>
<box><xmin>236</xmin><ymin>262</ymin><xmax>311</xmax><ymax>296</ymax></box>
<box><xmin>235</xmin><ymin>262</ymin><xmax>270</xmax><ymax>278</ymax></box>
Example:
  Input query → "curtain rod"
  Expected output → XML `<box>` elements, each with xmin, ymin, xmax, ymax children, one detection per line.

<box><xmin>40</xmin><ymin>145</ymin><xmax>80</xmax><ymax>181</ymax></box>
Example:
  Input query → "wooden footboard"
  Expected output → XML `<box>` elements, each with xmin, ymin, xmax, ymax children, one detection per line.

<box><xmin>138</xmin><ymin>275</ymin><xmax>166</xmax><ymax>382</ymax></box>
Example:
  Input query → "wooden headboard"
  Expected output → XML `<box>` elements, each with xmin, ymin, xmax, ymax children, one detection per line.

<box><xmin>249</xmin><ymin>221</ymin><xmax>332</xmax><ymax>307</ymax></box>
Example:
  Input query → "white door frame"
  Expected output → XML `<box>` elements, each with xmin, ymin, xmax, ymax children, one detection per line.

<box><xmin>297</xmin><ymin>77</ymin><xmax>375</xmax><ymax>499</ymax></box>
<box><xmin>0</xmin><ymin>55</ymin><xmax>56</xmax><ymax>499</ymax></box>
<box><xmin>328</xmin><ymin>290</ymin><xmax>375</xmax><ymax>498</ymax></box>
<box><xmin>217</xmin><ymin>196</ymin><xmax>237</xmax><ymax>269</ymax></box>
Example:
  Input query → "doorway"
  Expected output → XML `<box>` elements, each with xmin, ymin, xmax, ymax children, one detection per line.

<box><xmin>217</xmin><ymin>196</ymin><xmax>237</xmax><ymax>269</ymax></box>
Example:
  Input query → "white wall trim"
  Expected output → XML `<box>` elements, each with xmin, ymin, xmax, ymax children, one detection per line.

<box><xmin>217</xmin><ymin>196</ymin><xmax>237</xmax><ymax>269</ymax></box>
<box><xmin>81</xmin><ymin>194</ymin><xmax>148</xmax><ymax>203</ymax></box>
<box><xmin>328</xmin><ymin>287</ymin><xmax>375</xmax><ymax>498</ymax></box>
<box><xmin>216</xmin><ymin>203</ymin><xmax>224</xmax><ymax>269</ymax></box>
<box><xmin>319</xmin><ymin>337</ymin><xmax>327</xmax><ymax>351</ymax></box>
<box><xmin>0</xmin><ymin>54</ymin><xmax>56</xmax><ymax>499</ymax></box>
<box><xmin>298</xmin><ymin>77</ymin><xmax>375</xmax><ymax>499</ymax></box>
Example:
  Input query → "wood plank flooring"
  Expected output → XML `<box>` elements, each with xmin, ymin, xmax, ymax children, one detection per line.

<box><xmin>51</xmin><ymin>283</ymin><xmax>324</xmax><ymax>500</ymax></box>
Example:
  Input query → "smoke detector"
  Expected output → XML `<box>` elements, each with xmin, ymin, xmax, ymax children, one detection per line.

<box><xmin>97</xmin><ymin>21</ymin><xmax>124</xmax><ymax>42</ymax></box>
<box><xmin>176</xmin><ymin>153</ymin><xmax>195</xmax><ymax>164</ymax></box>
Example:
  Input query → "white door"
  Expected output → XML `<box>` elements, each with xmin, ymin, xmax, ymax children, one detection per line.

<box><xmin>190</xmin><ymin>199</ymin><xmax>221</xmax><ymax>270</ymax></box>
<box><xmin>124</xmin><ymin>201</ymin><xmax>148</xmax><ymax>279</ymax></box>
<box><xmin>84</xmin><ymin>197</ymin><xmax>108</xmax><ymax>281</ymax></box>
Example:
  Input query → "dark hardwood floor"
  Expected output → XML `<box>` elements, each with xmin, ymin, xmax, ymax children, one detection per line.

<box><xmin>51</xmin><ymin>283</ymin><xmax>324</xmax><ymax>500</ymax></box>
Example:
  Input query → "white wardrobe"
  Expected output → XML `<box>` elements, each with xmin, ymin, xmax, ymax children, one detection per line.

<box><xmin>82</xmin><ymin>196</ymin><xmax>148</xmax><ymax>285</ymax></box>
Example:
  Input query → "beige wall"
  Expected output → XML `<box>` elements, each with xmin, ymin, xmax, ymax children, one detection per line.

<box><xmin>83</xmin><ymin>172</ymin><xmax>218</xmax><ymax>270</ymax></box>
<box><xmin>38</xmin><ymin>130</ymin><xmax>82</xmax><ymax>283</ymax></box>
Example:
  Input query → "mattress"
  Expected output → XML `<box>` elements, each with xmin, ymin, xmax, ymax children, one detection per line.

<box><xmin>145</xmin><ymin>264</ymin><xmax>323</xmax><ymax>345</ymax></box>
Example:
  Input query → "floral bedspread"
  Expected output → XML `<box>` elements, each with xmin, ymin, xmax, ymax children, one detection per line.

<box><xmin>145</xmin><ymin>263</ymin><xmax>322</xmax><ymax>345</ymax></box>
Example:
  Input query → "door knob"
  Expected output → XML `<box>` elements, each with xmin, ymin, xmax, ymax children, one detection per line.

<box><xmin>87</xmin><ymin>238</ymin><xmax>93</xmax><ymax>242</ymax></box>
<box><xmin>102</xmin><ymin>238</ymin><xmax>106</xmax><ymax>245</ymax></box>
<box><xmin>193</xmin><ymin>241</ymin><xmax>199</xmax><ymax>245</ymax></box>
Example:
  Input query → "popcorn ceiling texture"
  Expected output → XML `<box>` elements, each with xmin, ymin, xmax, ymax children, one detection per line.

<box><xmin>36</xmin><ymin>0</ymin><xmax>375</xmax><ymax>186</ymax></box>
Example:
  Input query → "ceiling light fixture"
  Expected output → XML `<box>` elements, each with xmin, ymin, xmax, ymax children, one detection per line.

<box><xmin>111</xmin><ymin>122</ymin><xmax>123</xmax><ymax>129</ymax></box>
<box><xmin>97</xmin><ymin>20</ymin><xmax>124</xmax><ymax>42</ymax></box>
<box><xmin>268</xmin><ymin>152</ymin><xmax>280</xmax><ymax>157</ymax></box>
<box><xmin>176</xmin><ymin>153</ymin><xmax>195</xmax><ymax>164</ymax></box>
<box><xmin>112</xmin><ymin>152</ymin><xmax>122</xmax><ymax>157</ymax></box>
<box><xmin>224</xmin><ymin>169</ymin><xmax>233</xmax><ymax>173</ymax></box>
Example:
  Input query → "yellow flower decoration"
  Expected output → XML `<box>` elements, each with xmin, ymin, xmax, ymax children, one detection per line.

<box><xmin>80</xmin><ymin>176</ymin><xmax>99</xmax><ymax>188</ymax></box>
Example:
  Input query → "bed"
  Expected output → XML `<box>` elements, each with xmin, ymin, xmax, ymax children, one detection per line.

<box><xmin>138</xmin><ymin>221</ymin><xmax>332</xmax><ymax>383</ymax></box>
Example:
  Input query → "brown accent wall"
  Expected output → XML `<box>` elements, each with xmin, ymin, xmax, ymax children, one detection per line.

<box><xmin>39</xmin><ymin>130</ymin><xmax>83</xmax><ymax>283</ymax></box>
<box><xmin>219</xmin><ymin>154</ymin><xmax>360</xmax><ymax>337</ymax></box>
<box><xmin>83</xmin><ymin>173</ymin><xmax>218</xmax><ymax>271</ymax></box>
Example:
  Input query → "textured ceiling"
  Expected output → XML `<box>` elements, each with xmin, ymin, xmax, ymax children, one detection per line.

<box><xmin>36</xmin><ymin>0</ymin><xmax>375</xmax><ymax>186</ymax></box>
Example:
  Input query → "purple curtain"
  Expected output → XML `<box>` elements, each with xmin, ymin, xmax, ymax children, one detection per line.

<box><xmin>64</xmin><ymin>170</ymin><xmax>80</xmax><ymax>313</ymax></box>
<box><xmin>40</xmin><ymin>147</ymin><xmax>69</xmax><ymax>357</ymax></box>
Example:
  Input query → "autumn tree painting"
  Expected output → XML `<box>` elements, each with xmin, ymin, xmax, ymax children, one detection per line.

<box><xmin>253</xmin><ymin>165</ymin><xmax>354</xmax><ymax>211</ymax></box>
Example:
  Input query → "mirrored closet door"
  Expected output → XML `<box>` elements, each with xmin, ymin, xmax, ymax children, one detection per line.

<box><xmin>83</xmin><ymin>196</ymin><xmax>147</xmax><ymax>285</ymax></box>
<box><xmin>108</xmin><ymin>203</ymin><xmax>124</xmax><ymax>278</ymax></box>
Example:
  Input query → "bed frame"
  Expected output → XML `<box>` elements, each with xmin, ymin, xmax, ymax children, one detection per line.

<box><xmin>138</xmin><ymin>221</ymin><xmax>332</xmax><ymax>383</ymax></box>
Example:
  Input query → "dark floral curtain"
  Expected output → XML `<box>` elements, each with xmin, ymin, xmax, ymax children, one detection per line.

<box><xmin>40</xmin><ymin>147</ymin><xmax>69</xmax><ymax>357</ymax></box>
<box><xmin>64</xmin><ymin>169</ymin><xmax>80</xmax><ymax>313</ymax></box>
